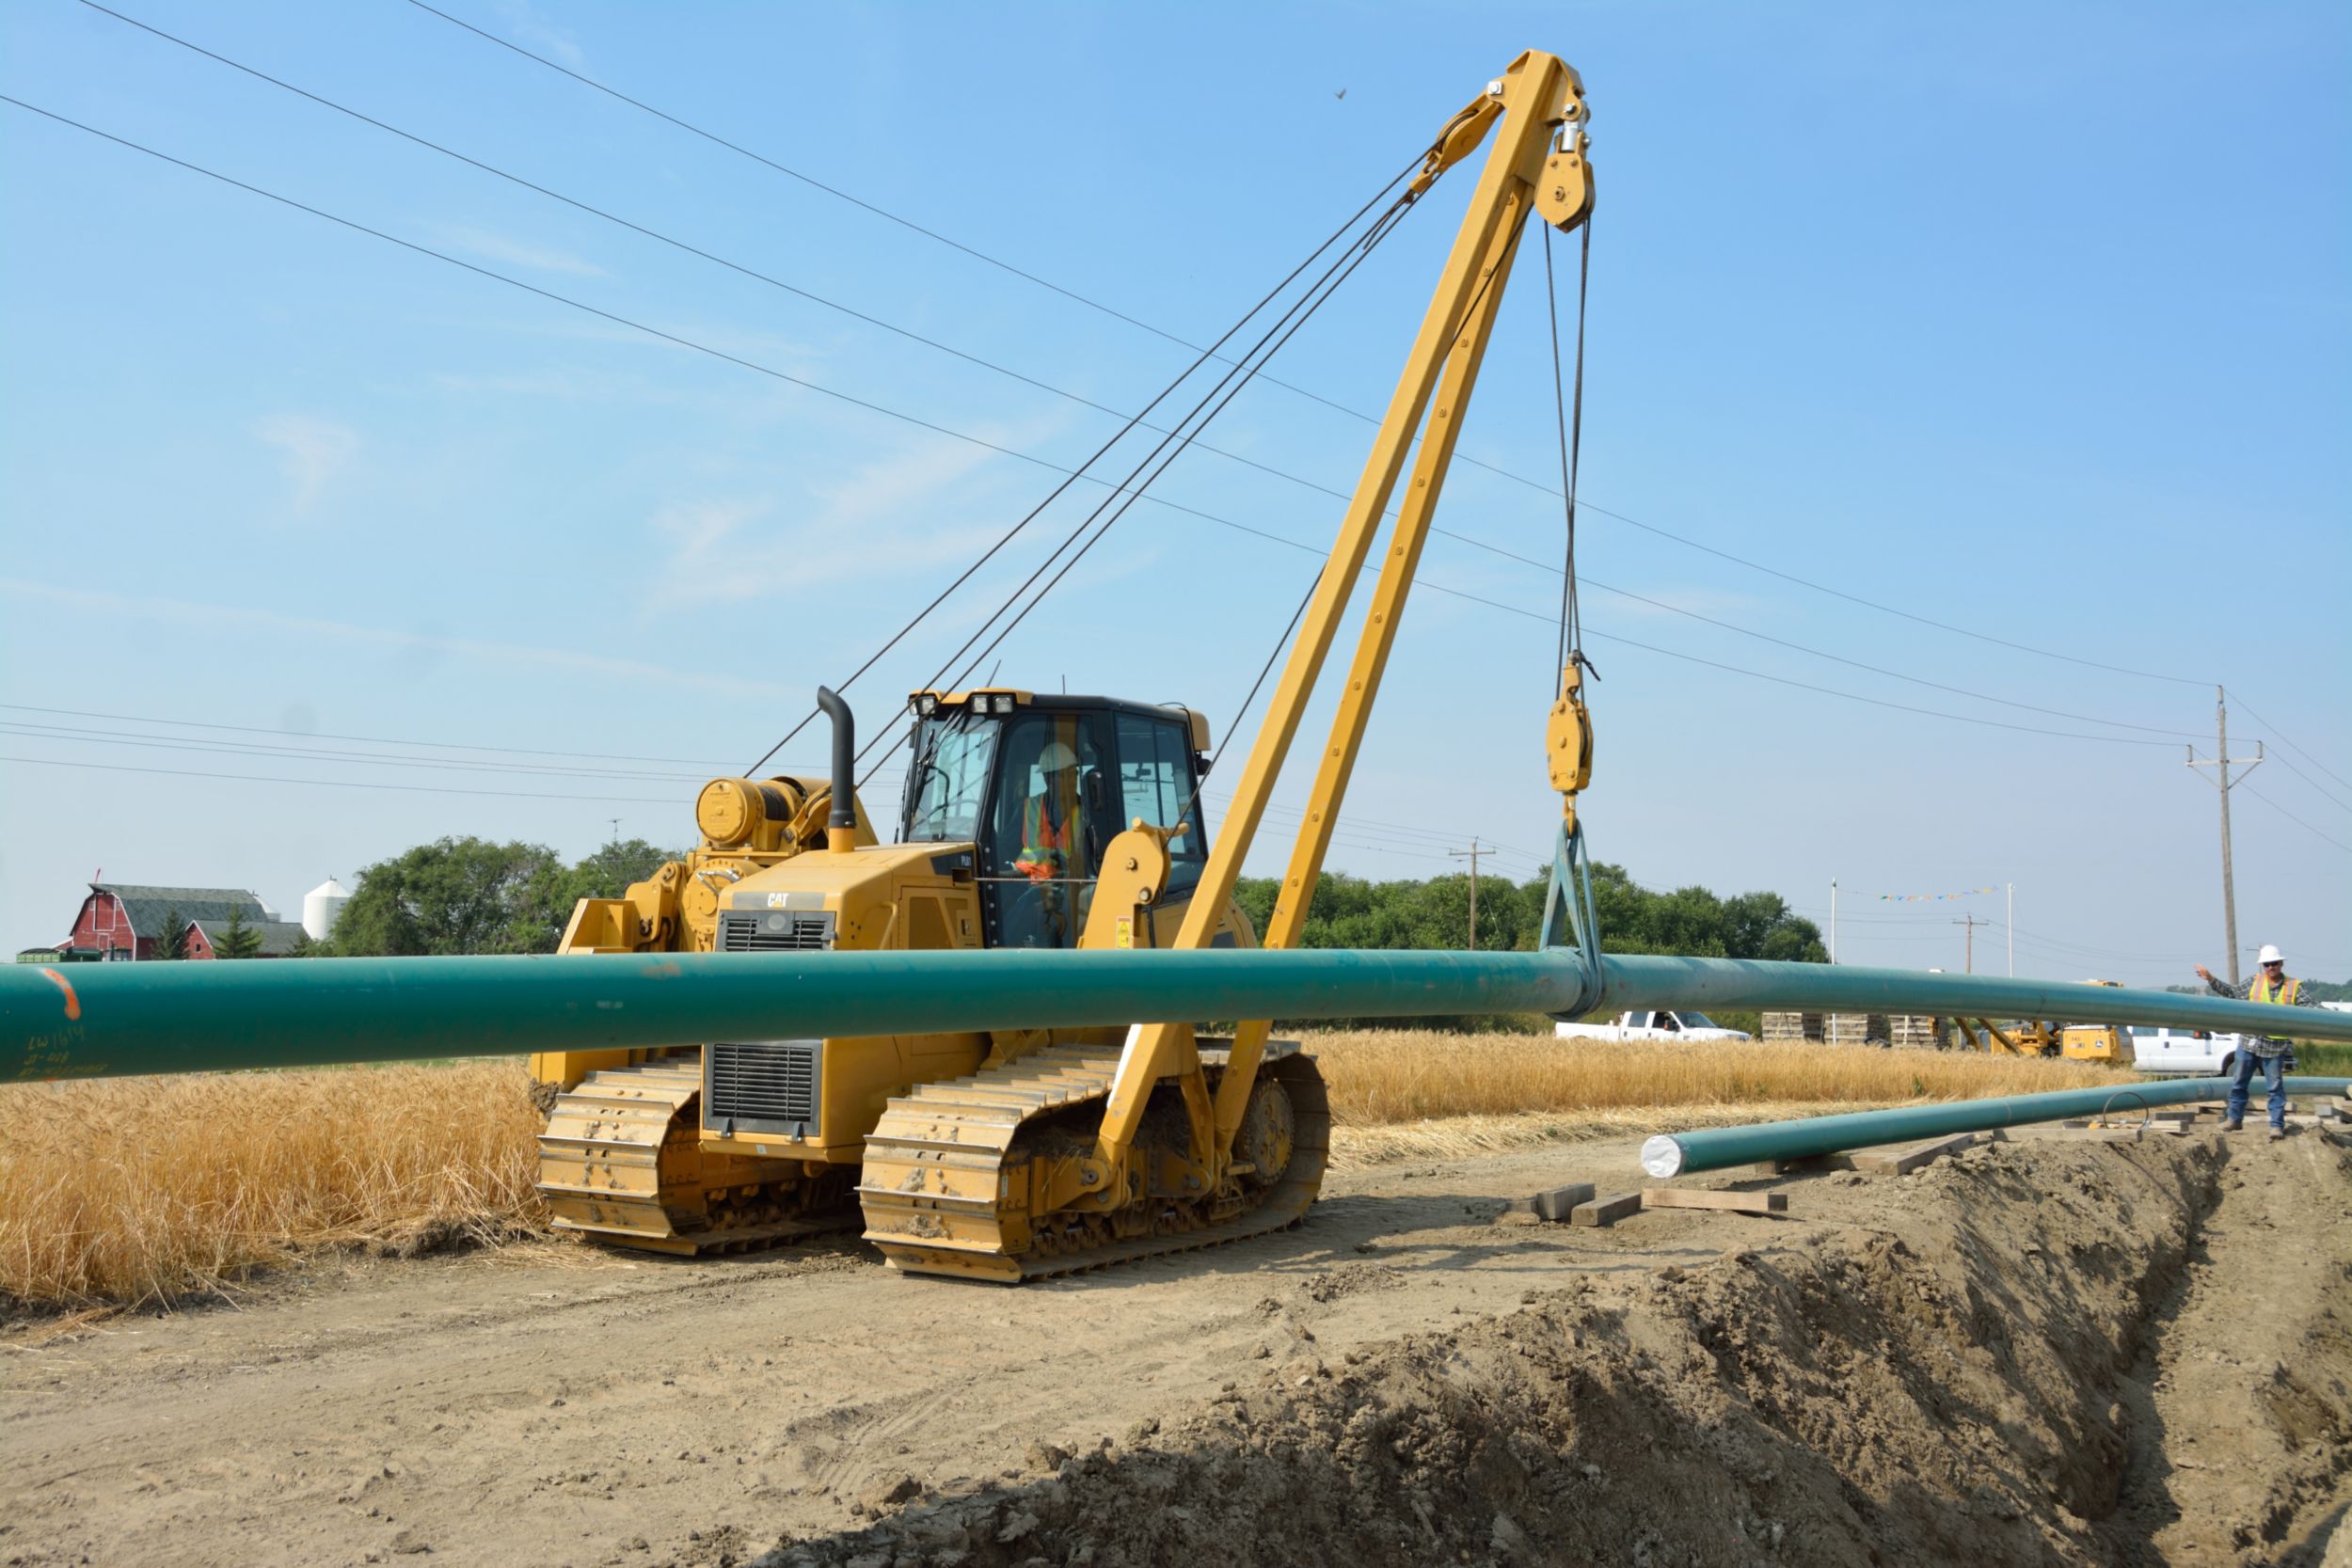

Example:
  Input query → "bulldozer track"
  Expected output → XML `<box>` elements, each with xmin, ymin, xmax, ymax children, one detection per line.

<box><xmin>537</xmin><ymin>1057</ymin><xmax>857</xmax><ymax>1256</ymax></box>
<box><xmin>856</xmin><ymin>1041</ymin><xmax>1330</xmax><ymax>1282</ymax></box>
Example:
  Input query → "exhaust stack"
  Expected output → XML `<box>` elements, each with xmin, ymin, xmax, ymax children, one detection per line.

<box><xmin>815</xmin><ymin>686</ymin><xmax>857</xmax><ymax>853</ymax></box>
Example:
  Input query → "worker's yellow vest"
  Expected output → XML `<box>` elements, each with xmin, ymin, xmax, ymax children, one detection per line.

<box><xmin>2249</xmin><ymin>974</ymin><xmax>2299</xmax><ymax>1006</ymax></box>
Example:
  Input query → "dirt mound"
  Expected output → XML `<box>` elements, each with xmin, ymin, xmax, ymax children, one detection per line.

<box><xmin>746</xmin><ymin>1137</ymin><xmax>2293</xmax><ymax>1568</ymax></box>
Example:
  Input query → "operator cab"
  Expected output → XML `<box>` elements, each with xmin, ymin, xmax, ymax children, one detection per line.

<box><xmin>898</xmin><ymin>688</ymin><xmax>1213</xmax><ymax>950</ymax></box>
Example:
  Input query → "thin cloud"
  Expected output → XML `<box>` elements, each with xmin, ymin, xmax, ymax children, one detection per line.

<box><xmin>490</xmin><ymin>0</ymin><xmax>587</xmax><ymax>68</ymax></box>
<box><xmin>252</xmin><ymin>414</ymin><xmax>358</xmax><ymax>512</ymax></box>
<box><xmin>0</xmin><ymin>578</ymin><xmax>790</xmax><ymax>698</ymax></box>
<box><xmin>429</xmin><ymin>224</ymin><xmax>608</xmax><ymax>278</ymax></box>
<box><xmin>643</xmin><ymin>435</ymin><xmax>1021</xmax><ymax>615</ymax></box>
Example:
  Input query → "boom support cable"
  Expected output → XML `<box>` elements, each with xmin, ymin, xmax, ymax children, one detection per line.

<box><xmin>854</xmin><ymin>191</ymin><xmax>1422</xmax><ymax>789</ymax></box>
<box><xmin>906</xmin><ymin>203</ymin><xmax>1422</xmax><ymax>739</ymax></box>
<box><xmin>743</xmin><ymin>154</ymin><xmax>1425</xmax><ymax>776</ymax></box>
<box><xmin>1545</xmin><ymin>215</ymin><xmax>1593</xmax><ymax>694</ymax></box>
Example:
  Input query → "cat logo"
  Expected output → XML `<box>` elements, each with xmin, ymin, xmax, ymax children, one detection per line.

<box><xmin>767</xmin><ymin>893</ymin><xmax>790</xmax><ymax>909</ymax></box>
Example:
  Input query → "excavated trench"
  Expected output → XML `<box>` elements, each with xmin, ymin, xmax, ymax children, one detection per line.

<box><xmin>737</xmin><ymin>1133</ymin><xmax>2352</xmax><ymax>1568</ymax></box>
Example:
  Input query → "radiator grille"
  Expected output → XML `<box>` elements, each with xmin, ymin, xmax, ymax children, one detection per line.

<box><xmin>705</xmin><ymin>1039</ymin><xmax>822</xmax><ymax>1135</ymax></box>
<box><xmin>717</xmin><ymin>910</ymin><xmax>836</xmax><ymax>952</ymax></box>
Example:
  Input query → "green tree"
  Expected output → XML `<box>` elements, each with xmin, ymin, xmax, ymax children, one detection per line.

<box><xmin>331</xmin><ymin>837</ymin><xmax>570</xmax><ymax>956</ymax></box>
<box><xmin>330</xmin><ymin>837</ymin><xmax>690</xmax><ymax>957</ymax></box>
<box><xmin>287</xmin><ymin>930</ymin><xmax>320</xmax><ymax>958</ymax></box>
<box><xmin>151</xmin><ymin>905</ymin><xmax>189</xmax><ymax>961</ymax></box>
<box><xmin>215</xmin><ymin>903</ymin><xmax>263</xmax><ymax>959</ymax></box>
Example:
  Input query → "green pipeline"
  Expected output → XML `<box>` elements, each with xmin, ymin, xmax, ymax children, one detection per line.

<box><xmin>7</xmin><ymin>947</ymin><xmax>2349</xmax><ymax>1082</ymax></box>
<box><xmin>1641</xmin><ymin>1075</ymin><xmax>2352</xmax><ymax>1178</ymax></box>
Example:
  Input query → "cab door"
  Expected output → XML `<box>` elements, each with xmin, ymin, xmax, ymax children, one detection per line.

<box><xmin>1110</xmin><ymin>710</ymin><xmax>1212</xmax><ymax>947</ymax></box>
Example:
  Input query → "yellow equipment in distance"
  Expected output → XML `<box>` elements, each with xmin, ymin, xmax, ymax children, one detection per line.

<box><xmin>530</xmin><ymin>48</ymin><xmax>1597</xmax><ymax>1279</ymax></box>
<box><xmin>1949</xmin><ymin>980</ymin><xmax>2136</xmax><ymax>1066</ymax></box>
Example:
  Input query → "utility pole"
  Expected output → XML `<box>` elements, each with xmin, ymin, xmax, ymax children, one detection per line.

<box><xmin>1447</xmin><ymin>840</ymin><xmax>1488</xmax><ymax>950</ymax></box>
<box><xmin>1830</xmin><ymin>878</ymin><xmax>1838</xmax><ymax>964</ymax></box>
<box><xmin>608</xmin><ymin>816</ymin><xmax>622</xmax><ymax>846</ymax></box>
<box><xmin>1952</xmin><ymin>913</ymin><xmax>1985</xmax><ymax>974</ymax></box>
<box><xmin>2186</xmin><ymin>685</ymin><xmax>2263</xmax><ymax>985</ymax></box>
<box><xmin>2005</xmin><ymin>882</ymin><xmax>2013</xmax><ymax>978</ymax></box>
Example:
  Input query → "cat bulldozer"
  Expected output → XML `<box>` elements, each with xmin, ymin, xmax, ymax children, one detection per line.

<box><xmin>529</xmin><ymin>46</ymin><xmax>1597</xmax><ymax>1280</ymax></box>
<box><xmin>531</xmin><ymin>685</ymin><xmax>1327</xmax><ymax>1277</ymax></box>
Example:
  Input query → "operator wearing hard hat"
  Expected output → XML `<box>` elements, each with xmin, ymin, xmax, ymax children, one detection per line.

<box><xmin>1012</xmin><ymin>739</ymin><xmax>1080</xmax><ymax>886</ymax></box>
<box><xmin>2195</xmin><ymin>944</ymin><xmax>2320</xmax><ymax>1139</ymax></box>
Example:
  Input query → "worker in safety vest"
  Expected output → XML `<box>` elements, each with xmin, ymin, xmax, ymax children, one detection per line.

<box><xmin>1011</xmin><ymin>739</ymin><xmax>1080</xmax><ymax>885</ymax></box>
<box><xmin>2195</xmin><ymin>943</ymin><xmax>2320</xmax><ymax>1139</ymax></box>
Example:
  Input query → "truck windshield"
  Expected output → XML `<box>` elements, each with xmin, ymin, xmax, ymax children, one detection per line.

<box><xmin>901</xmin><ymin>710</ymin><xmax>999</xmax><ymax>843</ymax></box>
<box><xmin>1676</xmin><ymin>1011</ymin><xmax>1721</xmax><ymax>1030</ymax></box>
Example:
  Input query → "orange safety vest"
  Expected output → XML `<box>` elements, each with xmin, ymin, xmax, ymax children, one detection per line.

<box><xmin>1015</xmin><ymin>793</ymin><xmax>1070</xmax><ymax>881</ymax></box>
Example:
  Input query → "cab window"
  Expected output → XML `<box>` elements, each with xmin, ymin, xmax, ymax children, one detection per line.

<box><xmin>979</xmin><ymin>710</ymin><xmax>1114</xmax><ymax>949</ymax></box>
<box><xmin>1114</xmin><ymin>712</ymin><xmax>1206</xmax><ymax>894</ymax></box>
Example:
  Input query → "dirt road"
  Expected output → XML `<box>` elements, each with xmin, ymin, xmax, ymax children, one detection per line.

<box><xmin>6</xmin><ymin>1126</ymin><xmax>2348</xmax><ymax>1567</ymax></box>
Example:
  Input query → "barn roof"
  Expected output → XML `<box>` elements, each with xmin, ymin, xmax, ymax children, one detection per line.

<box><xmin>91</xmin><ymin>884</ymin><xmax>272</xmax><ymax>937</ymax></box>
<box><xmin>186</xmin><ymin>916</ymin><xmax>311</xmax><ymax>956</ymax></box>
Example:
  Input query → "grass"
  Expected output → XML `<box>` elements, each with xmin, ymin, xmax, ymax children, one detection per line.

<box><xmin>0</xmin><ymin>1062</ymin><xmax>543</xmax><ymax>1314</ymax></box>
<box><xmin>1298</xmin><ymin>1029</ymin><xmax>2129</xmax><ymax>1124</ymax></box>
<box><xmin>0</xmin><ymin>1035</ymin><xmax>2138</xmax><ymax>1312</ymax></box>
<box><xmin>2293</xmin><ymin>1040</ymin><xmax>2352</xmax><ymax>1076</ymax></box>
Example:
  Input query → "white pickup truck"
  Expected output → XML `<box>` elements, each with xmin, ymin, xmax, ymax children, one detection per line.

<box><xmin>2126</xmin><ymin>1025</ymin><xmax>2247</xmax><ymax>1076</ymax></box>
<box><xmin>1554</xmin><ymin>1009</ymin><xmax>1755</xmax><ymax>1044</ymax></box>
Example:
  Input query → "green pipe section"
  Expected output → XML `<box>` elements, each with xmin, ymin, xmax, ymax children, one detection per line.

<box><xmin>1641</xmin><ymin>1076</ymin><xmax>2352</xmax><ymax>1178</ymax></box>
<box><xmin>2</xmin><ymin>947</ymin><xmax>1580</xmax><ymax>1080</ymax></box>
<box><xmin>5</xmin><ymin>949</ymin><xmax>2347</xmax><ymax>1082</ymax></box>
<box><xmin>1584</xmin><ymin>956</ymin><xmax>2344</xmax><ymax>1038</ymax></box>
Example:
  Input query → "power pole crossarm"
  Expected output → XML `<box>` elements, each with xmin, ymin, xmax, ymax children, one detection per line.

<box><xmin>1448</xmin><ymin>839</ymin><xmax>1488</xmax><ymax>949</ymax></box>
<box><xmin>2186</xmin><ymin>685</ymin><xmax>2264</xmax><ymax>986</ymax></box>
<box><xmin>1950</xmin><ymin>913</ymin><xmax>1984</xmax><ymax>974</ymax></box>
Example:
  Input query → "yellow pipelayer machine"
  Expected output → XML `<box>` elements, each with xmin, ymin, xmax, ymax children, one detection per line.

<box><xmin>531</xmin><ymin>50</ymin><xmax>1597</xmax><ymax>1279</ymax></box>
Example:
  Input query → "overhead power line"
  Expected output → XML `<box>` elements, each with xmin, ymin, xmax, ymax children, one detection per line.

<box><xmin>401</xmin><ymin>0</ymin><xmax>2217</xmax><ymax>692</ymax></box>
<box><xmin>2224</xmin><ymin>687</ymin><xmax>2352</xmax><ymax>809</ymax></box>
<box><xmin>0</xmin><ymin>701</ymin><xmax>735</xmax><ymax>768</ymax></box>
<box><xmin>2239</xmin><ymin>781</ymin><xmax>2352</xmax><ymax>855</ymax></box>
<box><xmin>79</xmin><ymin>5</ymin><xmax>2205</xmax><ymax>750</ymax></box>
<box><xmin>0</xmin><ymin>752</ymin><xmax>683</xmax><ymax>804</ymax></box>
<box><xmin>0</xmin><ymin>99</ymin><xmax>2213</xmax><ymax>754</ymax></box>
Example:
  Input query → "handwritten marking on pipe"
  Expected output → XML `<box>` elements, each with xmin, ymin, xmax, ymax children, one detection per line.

<box><xmin>39</xmin><ymin>968</ymin><xmax>81</xmax><ymax>1022</ymax></box>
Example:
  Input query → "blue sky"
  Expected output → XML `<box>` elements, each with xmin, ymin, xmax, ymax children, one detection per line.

<box><xmin>3</xmin><ymin>0</ymin><xmax>2344</xmax><ymax>985</ymax></box>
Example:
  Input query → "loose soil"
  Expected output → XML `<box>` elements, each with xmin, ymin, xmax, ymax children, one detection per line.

<box><xmin>5</xmin><ymin>1126</ymin><xmax>2347</xmax><ymax>1568</ymax></box>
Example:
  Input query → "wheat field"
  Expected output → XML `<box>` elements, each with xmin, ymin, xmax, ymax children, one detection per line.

<box><xmin>1</xmin><ymin>1035</ymin><xmax>2128</xmax><ymax>1310</ymax></box>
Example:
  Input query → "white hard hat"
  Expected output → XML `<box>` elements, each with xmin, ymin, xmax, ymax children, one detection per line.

<box><xmin>2257</xmin><ymin>943</ymin><xmax>2283</xmax><ymax>965</ymax></box>
<box><xmin>1036</xmin><ymin>740</ymin><xmax>1076</xmax><ymax>770</ymax></box>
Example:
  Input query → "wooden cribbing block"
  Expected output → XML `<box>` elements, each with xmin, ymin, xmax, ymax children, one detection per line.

<box><xmin>1568</xmin><ymin>1191</ymin><xmax>1645</xmax><ymax>1227</ymax></box>
<box><xmin>1642</xmin><ymin>1188</ymin><xmax>1788</xmax><ymax>1215</ymax></box>
<box><xmin>1852</xmin><ymin>1132</ymin><xmax>1976</xmax><ymax>1175</ymax></box>
<box><xmin>1529</xmin><ymin>1182</ymin><xmax>1597</xmax><ymax>1222</ymax></box>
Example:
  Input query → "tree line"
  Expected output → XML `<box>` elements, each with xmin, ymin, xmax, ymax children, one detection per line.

<box><xmin>1229</xmin><ymin>862</ymin><xmax>1826</xmax><ymax>1030</ymax></box>
<box><xmin>306</xmin><ymin>839</ymin><xmax>1822</xmax><ymax>1031</ymax></box>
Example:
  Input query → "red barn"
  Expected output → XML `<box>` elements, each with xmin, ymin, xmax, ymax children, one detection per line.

<box><xmin>53</xmin><ymin>883</ymin><xmax>310</xmax><ymax>960</ymax></box>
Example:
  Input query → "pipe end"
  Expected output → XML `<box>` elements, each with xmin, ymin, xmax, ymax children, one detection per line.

<box><xmin>1639</xmin><ymin>1134</ymin><xmax>1685</xmax><ymax>1180</ymax></box>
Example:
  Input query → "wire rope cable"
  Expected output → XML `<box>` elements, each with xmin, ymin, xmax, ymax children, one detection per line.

<box><xmin>739</xmin><ymin>153</ymin><xmax>1425</xmax><ymax>775</ymax></box>
<box><xmin>854</xmin><ymin>192</ymin><xmax>1422</xmax><ymax>788</ymax></box>
<box><xmin>1544</xmin><ymin>214</ymin><xmax>1592</xmax><ymax>694</ymax></box>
